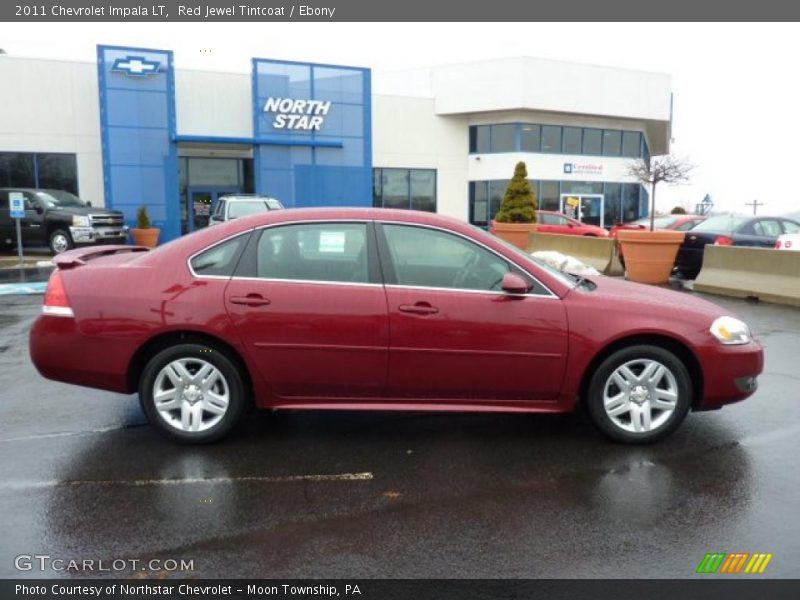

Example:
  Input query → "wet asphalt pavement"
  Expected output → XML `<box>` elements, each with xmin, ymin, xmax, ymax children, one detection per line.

<box><xmin>0</xmin><ymin>292</ymin><xmax>799</xmax><ymax>579</ymax></box>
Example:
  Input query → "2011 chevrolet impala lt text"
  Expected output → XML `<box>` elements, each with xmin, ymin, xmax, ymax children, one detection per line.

<box><xmin>29</xmin><ymin>208</ymin><xmax>763</xmax><ymax>444</ymax></box>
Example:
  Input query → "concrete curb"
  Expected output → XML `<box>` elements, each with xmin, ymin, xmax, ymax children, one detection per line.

<box><xmin>527</xmin><ymin>232</ymin><xmax>623</xmax><ymax>276</ymax></box>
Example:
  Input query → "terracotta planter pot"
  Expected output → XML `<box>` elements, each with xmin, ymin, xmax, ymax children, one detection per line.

<box><xmin>490</xmin><ymin>221</ymin><xmax>538</xmax><ymax>250</ymax></box>
<box><xmin>617</xmin><ymin>229</ymin><xmax>686</xmax><ymax>284</ymax></box>
<box><xmin>130</xmin><ymin>228</ymin><xmax>160</xmax><ymax>248</ymax></box>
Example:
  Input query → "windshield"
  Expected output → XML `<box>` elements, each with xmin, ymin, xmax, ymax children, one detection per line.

<box><xmin>690</xmin><ymin>215</ymin><xmax>747</xmax><ymax>233</ymax></box>
<box><xmin>228</xmin><ymin>201</ymin><xmax>272</xmax><ymax>219</ymax></box>
<box><xmin>36</xmin><ymin>190</ymin><xmax>88</xmax><ymax>208</ymax></box>
<box><xmin>472</xmin><ymin>225</ymin><xmax>576</xmax><ymax>289</ymax></box>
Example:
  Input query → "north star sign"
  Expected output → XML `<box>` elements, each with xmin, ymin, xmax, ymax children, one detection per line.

<box><xmin>263</xmin><ymin>98</ymin><xmax>331</xmax><ymax>130</ymax></box>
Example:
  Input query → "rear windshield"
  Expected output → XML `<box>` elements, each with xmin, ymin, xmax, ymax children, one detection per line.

<box><xmin>690</xmin><ymin>215</ymin><xmax>747</xmax><ymax>233</ymax></box>
<box><xmin>228</xmin><ymin>201</ymin><xmax>272</xmax><ymax>219</ymax></box>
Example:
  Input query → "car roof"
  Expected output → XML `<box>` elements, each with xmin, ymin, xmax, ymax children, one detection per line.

<box><xmin>219</xmin><ymin>195</ymin><xmax>279</xmax><ymax>201</ymax></box>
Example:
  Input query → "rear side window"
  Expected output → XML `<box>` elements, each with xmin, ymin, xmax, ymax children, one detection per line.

<box><xmin>190</xmin><ymin>234</ymin><xmax>249</xmax><ymax>277</ymax></box>
<box><xmin>256</xmin><ymin>223</ymin><xmax>369</xmax><ymax>284</ymax></box>
<box><xmin>782</xmin><ymin>220</ymin><xmax>800</xmax><ymax>234</ymax></box>
<box><xmin>753</xmin><ymin>220</ymin><xmax>782</xmax><ymax>237</ymax></box>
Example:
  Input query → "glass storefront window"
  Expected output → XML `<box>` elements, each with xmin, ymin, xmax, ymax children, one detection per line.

<box><xmin>470</xmin><ymin>181</ymin><xmax>489</xmax><ymax>226</ymax></box>
<box><xmin>622</xmin><ymin>183</ymin><xmax>640</xmax><ymax>222</ymax></box>
<box><xmin>490</xmin><ymin>124</ymin><xmax>517</xmax><ymax>153</ymax></box>
<box><xmin>561</xmin><ymin>181</ymin><xmax>603</xmax><ymax>195</ymax></box>
<box><xmin>539</xmin><ymin>181</ymin><xmax>560</xmax><ymax>212</ymax></box>
<box><xmin>374</xmin><ymin>168</ymin><xmax>437</xmax><ymax>212</ymax></box>
<box><xmin>520</xmin><ymin>125</ymin><xmax>541</xmax><ymax>152</ymax></box>
<box><xmin>603</xmin><ymin>183</ymin><xmax>622</xmax><ymax>225</ymax></box>
<box><xmin>562</xmin><ymin>127</ymin><xmax>582</xmax><ymax>154</ymax></box>
<box><xmin>0</xmin><ymin>152</ymin><xmax>77</xmax><ymax>193</ymax></box>
<box><xmin>582</xmin><ymin>129</ymin><xmax>602</xmax><ymax>155</ymax></box>
<box><xmin>622</xmin><ymin>131</ymin><xmax>641</xmax><ymax>158</ymax></box>
<box><xmin>602</xmin><ymin>130</ymin><xmax>622</xmax><ymax>156</ymax></box>
<box><xmin>489</xmin><ymin>180</ymin><xmax>510</xmax><ymax>220</ymax></box>
<box><xmin>541</xmin><ymin>126</ymin><xmax>562</xmax><ymax>153</ymax></box>
<box><xmin>469</xmin><ymin>125</ymin><xmax>491</xmax><ymax>153</ymax></box>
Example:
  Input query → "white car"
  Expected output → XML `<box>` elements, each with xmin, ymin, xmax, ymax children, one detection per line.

<box><xmin>775</xmin><ymin>233</ymin><xmax>800</xmax><ymax>251</ymax></box>
<box><xmin>209</xmin><ymin>195</ymin><xmax>284</xmax><ymax>226</ymax></box>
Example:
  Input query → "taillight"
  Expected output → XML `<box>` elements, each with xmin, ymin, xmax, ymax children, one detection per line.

<box><xmin>714</xmin><ymin>235</ymin><xmax>734</xmax><ymax>246</ymax></box>
<box><xmin>42</xmin><ymin>270</ymin><xmax>74</xmax><ymax>317</ymax></box>
<box><xmin>775</xmin><ymin>240</ymin><xmax>782</xmax><ymax>249</ymax></box>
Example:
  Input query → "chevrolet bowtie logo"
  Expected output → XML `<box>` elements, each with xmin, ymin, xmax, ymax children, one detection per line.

<box><xmin>111</xmin><ymin>55</ymin><xmax>160</xmax><ymax>77</ymax></box>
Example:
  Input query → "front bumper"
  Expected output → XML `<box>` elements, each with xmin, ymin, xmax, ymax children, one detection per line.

<box><xmin>70</xmin><ymin>226</ymin><xmax>129</xmax><ymax>245</ymax></box>
<box><xmin>696</xmin><ymin>341</ymin><xmax>764</xmax><ymax>410</ymax></box>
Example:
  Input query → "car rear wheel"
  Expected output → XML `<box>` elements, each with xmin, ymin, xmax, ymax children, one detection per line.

<box><xmin>139</xmin><ymin>343</ymin><xmax>246</xmax><ymax>443</ymax></box>
<box><xmin>49</xmin><ymin>230</ymin><xmax>73</xmax><ymax>255</ymax></box>
<box><xmin>585</xmin><ymin>345</ymin><xmax>691</xmax><ymax>444</ymax></box>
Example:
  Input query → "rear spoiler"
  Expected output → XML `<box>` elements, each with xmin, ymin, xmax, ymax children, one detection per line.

<box><xmin>53</xmin><ymin>245</ymin><xmax>150</xmax><ymax>270</ymax></box>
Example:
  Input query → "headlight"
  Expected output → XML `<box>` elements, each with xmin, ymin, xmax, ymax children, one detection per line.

<box><xmin>710</xmin><ymin>316</ymin><xmax>752</xmax><ymax>345</ymax></box>
<box><xmin>72</xmin><ymin>215</ymin><xmax>91</xmax><ymax>227</ymax></box>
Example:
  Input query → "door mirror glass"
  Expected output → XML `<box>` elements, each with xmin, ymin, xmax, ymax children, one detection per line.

<box><xmin>501</xmin><ymin>272</ymin><xmax>530</xmax><ymax>294</ymax></box>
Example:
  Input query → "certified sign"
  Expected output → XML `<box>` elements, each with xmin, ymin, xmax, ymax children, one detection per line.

<box><xmin>9</xmin><ymin>192</ymin><xmax>25</xmax><ymax>218</ymax></box>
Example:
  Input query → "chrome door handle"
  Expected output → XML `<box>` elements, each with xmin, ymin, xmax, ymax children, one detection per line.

<box><xmin>398</xmin><ymin>303</ymin><xmax>439</xmax><ymax>315</ymax></box>
<box><xmin>229</xmin><ymin>294</ymin><xmax>271</xmax><ymax>307</ymax></box>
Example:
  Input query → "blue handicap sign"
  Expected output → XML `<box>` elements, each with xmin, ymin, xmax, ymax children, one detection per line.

<box><xmin>9</xmin><ymin>192</ymin><xmax>25</xmax><ymax>219</ymax></box>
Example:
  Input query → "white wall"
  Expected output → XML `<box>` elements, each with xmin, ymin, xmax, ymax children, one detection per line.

<box><xmin>175</xmin><ymin>69</ymin><xmax>252</xmax><ymax>138</ymax></box>
<box><xmin>0</xmin><ymin>56</ymin><xmax>104</xmax><ymax>206</ymax></box>
<box><xmin>372</xmin><ymin>94</ymin><xmax>469</xmax><ymax>221</ymax></box>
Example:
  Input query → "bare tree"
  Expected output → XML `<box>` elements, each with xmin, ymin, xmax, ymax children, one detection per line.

<box><xmin>628</xmin><ymin>155</ymin><xmax>695</xmax><ymax>231</ymax></box>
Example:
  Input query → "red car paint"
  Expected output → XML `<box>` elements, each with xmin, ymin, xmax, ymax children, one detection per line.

<box><xmin>30</xmin><ymin>208</ymin><xmax>761</xmax><ymax>416</ymax></box>
<box><xmin>535</xmin><ymin>210</ymin><xmax>609</xmax><ymax>237</ymax></box>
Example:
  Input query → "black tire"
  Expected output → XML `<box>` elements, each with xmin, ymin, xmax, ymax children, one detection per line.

<box><xmin>585</xmin><ymin>344</ymin><xmax>691</xmax><ymax>444</ymax></box>
<box><xmin>49</xmin><ymin>229</ymin><xmax>73</xmax><ymax>255</ymax></box>
<box><xmin>139</xmin><ymin>343</ymin><xmax>247</xmax><ymax>444</ymax></box>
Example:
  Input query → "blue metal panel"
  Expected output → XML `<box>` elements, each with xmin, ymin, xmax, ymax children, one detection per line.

<box><xmin>252</xmin><ymin>58</ymin><xmax>372</xmax><ymax>209</ymax></box>
<box><xmin>97</xmin><ymin>45</ymin><xmax>179</xmax><ymax>242</ymax></box>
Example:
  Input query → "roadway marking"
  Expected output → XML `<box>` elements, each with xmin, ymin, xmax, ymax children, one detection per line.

<box><xmin>0</xmin><ymin>472</ymin><xmax>374</xmax><ymax>490</ymax></box>
<box><xmin>0</xmin><ymin>281</ymin><xmax>47</xmax><ymax>295</ymax></box>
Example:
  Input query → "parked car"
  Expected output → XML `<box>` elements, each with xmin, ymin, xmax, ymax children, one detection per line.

<box><xmin>30</xmin><ymin>208</ymin><xmax>763</xmax><ymax>445</ymax></box>
<box><xmin>610</xmin><ymin>214</ymin><xmax>706</xmax><ymax>266</ymax></box>
<box><xmin>0</xmin><ymin>188</ymin><xmax>127</xmax><ymax>254</ymax></box>
<box><xmin>535</xmin><ymin>210</ymin><xmax>609</xmax><ymax>237</ymax></box>
<box><xmin>209</xmin><ymin>195</ymin><xmax>284</xmax><ymax>226</ymax></box>
<box><xmin>609</xmin><ymin>214</ymin><xmax>705</xmax><ymax>238</ymax></box>
<box><xmin>775</xmin><ymin>233</ymin><xmax>800</xmax><ymax>251</ymax></box>
<box><xmin>675</xmin><ymin>214</ymin><xmax>800</xmax><ymax>279</ymax></box>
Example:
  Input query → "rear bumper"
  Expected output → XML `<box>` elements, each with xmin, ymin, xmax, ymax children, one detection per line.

<box><xmin>29</xmin><ymin>315</ymin><xmax>132</xmax><ymax>393</ymax></box>
<box><xmin>696</xmin><ymin>341</ymin><xmax>764</xmax><ymax>410</ymax></box>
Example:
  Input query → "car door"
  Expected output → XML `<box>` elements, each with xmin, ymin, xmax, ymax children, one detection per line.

<box><xmin>223</xmin><ymin>220</ymin><xmax>389</xmax><ymax>399</ymax></box>
<box><xmin>21</xmin><ymin>191</ymin><xmax>46</xmax><ymax>245</ymax></box>
<box><xmin>376</xmin><ymin>222</ymin><xmax>568</xmax><ymax>401</ymax></box>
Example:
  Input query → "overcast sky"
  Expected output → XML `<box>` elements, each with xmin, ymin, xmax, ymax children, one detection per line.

<box><xmin>1</xmin><ymin>22</ymin><xmax>798</xmax><ymax>216</ymax></box>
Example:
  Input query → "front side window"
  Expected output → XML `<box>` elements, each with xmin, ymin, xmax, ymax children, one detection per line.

<box><xmin>382</xmin><ymin>224</ymin><xmax>512</xmax><ymax>292</ymax></box>
<box><xmin>256</xmin><ymin>223</ymin><xmax>369</xmax><ymax>284</ymax></box>
<box><xmin>191</xmin><ymin>234</ymin><xmax>249</xmax><ymax>277</ymax></box>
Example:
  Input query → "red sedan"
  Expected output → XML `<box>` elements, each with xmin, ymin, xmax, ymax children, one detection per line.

<box><xmin>30</xmin><ymin>208</ymin><xmax>762</xmax><ymax>444</ymax></box>
<box><xmin>536</xmin><ymin>210</ymin><xmax>609</xmax><ymax>237</ymax></box>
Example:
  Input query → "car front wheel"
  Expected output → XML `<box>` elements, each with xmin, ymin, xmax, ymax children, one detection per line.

<box><xmin>586</xmin><ymin>345</ymin><xmax>691</xmax><ymax>444</ymax></box>
<box><xmin>139</xmin><ymin>343</ymin><xmax>247</xmax><ymax>443</ymax></box>
<box><xmin>49</xmin><ymin>230</ymin><xmax>73</xmax><ymax>254</ymax></box>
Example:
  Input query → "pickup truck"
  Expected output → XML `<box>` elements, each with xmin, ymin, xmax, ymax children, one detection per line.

<box><xmin>0</xmin><ymin>188</ymin><xmax>128</xmax><ymax>254</ymax></box>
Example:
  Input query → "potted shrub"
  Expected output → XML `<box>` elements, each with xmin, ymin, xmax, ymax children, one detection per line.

<box><xmin>130</xmin><ymin>205</ymin><xmax>160</xmax><ymax>248</ymax></box>
<box><xmin>617</xmin><ymin>155</ymin><xmax>694</xmax><ymax>284</ymax></box>
<box><xmin>490</xmin><ymin>161</ymin><xmax>538</xmax><ymax>249</ymax></box>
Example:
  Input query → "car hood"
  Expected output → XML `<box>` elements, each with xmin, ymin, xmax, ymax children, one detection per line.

<box><xmin>578</xmin><ymin>275</ymin><xmax>730</xmax><ymax>323</ymax></box>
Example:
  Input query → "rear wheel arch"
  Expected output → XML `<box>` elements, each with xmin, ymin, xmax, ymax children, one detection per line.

<box><xmin>127</xmin><ymin>331</ymin><xmax>253</xmax><ymax>403</ymax></box>
<box><xmin>577</xmin><ymin>334</ymin><xmax>704</xmax><ymax>410</ymax></box>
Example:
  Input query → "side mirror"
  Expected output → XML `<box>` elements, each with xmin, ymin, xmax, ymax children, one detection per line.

<box><xmin>501</xmin><ymin>272</ymin><xmax>530</xmax><ymax>294</ymax></box>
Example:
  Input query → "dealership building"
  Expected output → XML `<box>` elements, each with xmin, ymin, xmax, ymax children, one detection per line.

<box><xmin>0</xmin><ymin>48</ymin><xmax>672</xmax><ymax>242</ymax></box>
